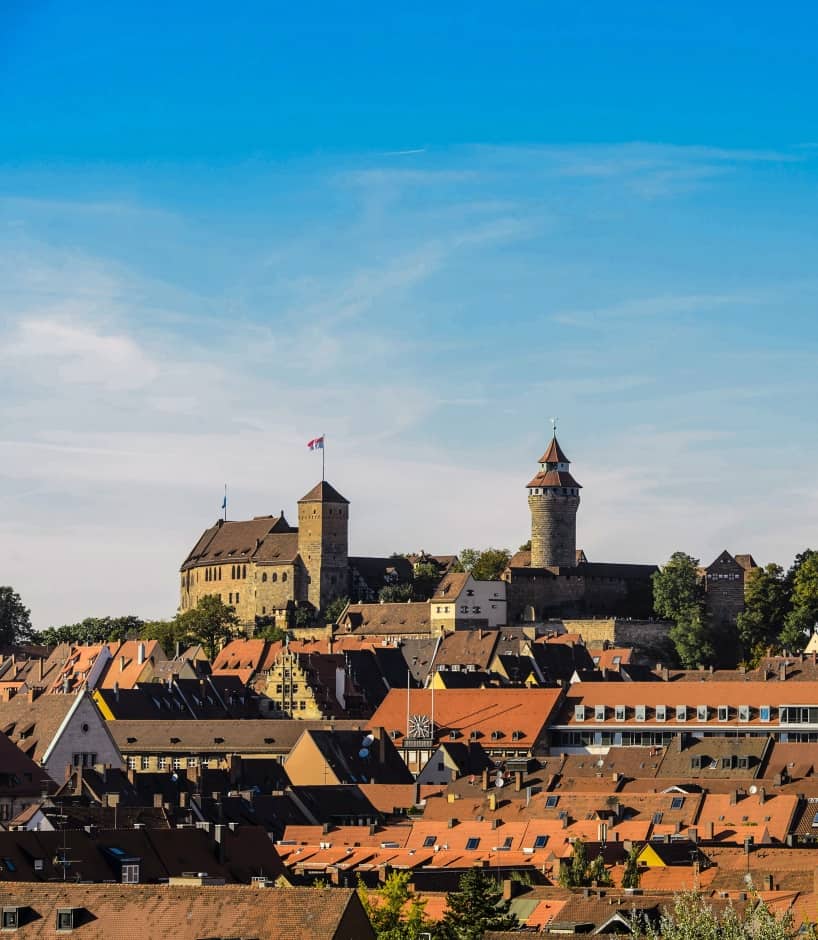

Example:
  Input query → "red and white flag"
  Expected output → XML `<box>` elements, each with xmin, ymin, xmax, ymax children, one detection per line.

<box><xmin>307</xmin><ymin>436</ymin><xmax>324</xmax><ymax>451</ymax></box>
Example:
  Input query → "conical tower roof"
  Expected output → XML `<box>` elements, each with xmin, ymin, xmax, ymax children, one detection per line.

<box><xmin>538</xmin><ymin>435</ymin><xmax>570</xmax><ymax>465</ymax></box>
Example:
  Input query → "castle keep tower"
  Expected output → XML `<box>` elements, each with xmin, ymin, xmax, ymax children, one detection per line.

<box><xmin>526</xmin><ymin>435</ymin><xmax>582</xmax><ymax>569</ymax></box>
<box><xmin>297</xmin><ymin>480</ymin><xmax>349</xmax><ymax>611</ymax></box>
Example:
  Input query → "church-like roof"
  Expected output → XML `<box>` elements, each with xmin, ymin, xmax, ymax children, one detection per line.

<box><xmin>181</xmin><ymin>515</ymin><xmax>299</xmax><ymax>570</ymax></box>
<box><xmin>527</xmin><ymin>469</ymin><xmax>582</xmax><ymax>489</ymax></box>
<box><xmin>539</xmin><ymin>435</ymin><xmax>570</xmax><ymax>465</ymax></box>
<box><xmin>299</xmin><ymin>480</ymin><xmax>349</xmax><ymax>504</ymax></box>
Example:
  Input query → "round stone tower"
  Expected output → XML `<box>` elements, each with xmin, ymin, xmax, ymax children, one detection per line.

<box><xmin>526</xmin><ymin>435</ymin><xmax>582</xmax><ymax>569</ymax></box>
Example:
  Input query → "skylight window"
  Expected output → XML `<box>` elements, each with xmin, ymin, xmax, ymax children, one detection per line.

<box><xmin>423</xmin><ymin>835</ymin><xmax>436</xmax><ymax>847</ymax></box>
<box><xmin>545</xmin><ymin>795</ymin><xmax>559</xmax><ymax>808</ymax></box>
<box><xmin>465</xmin><ymin>837</ymin><xmax>481</xmax><ymax>850</ymax></box>
<box><xmin>533</xmin><ymin>835</ymin><xmax>548</xmax><ymax>848</ymax></box>
<box><xmin>670</xmin><ymin>797</ymin><xmax>684</xmax><ymax>810</ymax></box>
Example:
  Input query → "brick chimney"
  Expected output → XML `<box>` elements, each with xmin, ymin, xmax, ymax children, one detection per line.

<box><xmin>481</xmin><ymin>768</ymin><xmax>489</xmax><ymax>791</ymax></box>
<box><xmin>780</xmin><ymin>661</ymin><xmax>787</xmax><ymax>682</ymax></box>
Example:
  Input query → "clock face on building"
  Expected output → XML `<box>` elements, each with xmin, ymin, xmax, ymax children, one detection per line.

<box><xmin>408</xmin><ymin>713</ymin><xmax>432</xmax><ymax>739</ymax></box>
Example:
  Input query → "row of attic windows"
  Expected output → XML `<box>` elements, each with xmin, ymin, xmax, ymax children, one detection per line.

<box><xmin>572</xmin><ymin>703</ymin><xmax>789</xmax><ymax>723</ymax></box>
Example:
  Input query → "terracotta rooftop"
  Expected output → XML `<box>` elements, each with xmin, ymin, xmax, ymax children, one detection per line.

<box><xmin>340</xmin><ymin>602</ymin><xmax>432</xmax><ymax>636</ymax></box>
<box><xmin>181</xmin><ymin>514</ymin><xmax>299</xmax><ymax>570</ymax></box>
<box><xmin>539</xmin><ymin>435</ymin><xmax>570</xmax><ymax>465</ymax></box>
<box><xmin>370</xmin><ymin>687</ymin><xmax>563</xmax><ymax>749</ymax></box>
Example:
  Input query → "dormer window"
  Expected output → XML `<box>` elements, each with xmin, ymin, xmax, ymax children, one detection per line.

<box><xmin>594</xmin><ymin>705</ymin><xmax>605</xmax><ymax>721</ymax></box>
<box><xmin>738</xmin><ymin>705</ymin><xmax>750</xmax><ymax>722</ymax></box>
<box><xmin>718</xmin><ymin>706</ymin><xmax>729</xmax><ymax>721</ymax></box>
<box><xmin>759</xmin><ymin>706</ymin><xmax>771</xmax><ymax>722</ymax></box>
<box><xmin>697</xmin><ymin>706</ymin><xmax>708</xmax><ymax>722</ymax></box>
<box><xmin>655</xmin><ymin>705</ymin><xmax>666</xmax><ymax>722</ymax></box>
<box><xmin>676</xmin><ymin>705</ymin><xmax>687</xmax><ymax>722</ymax></box>
<box><xmin>633</xmin><ymin>705</ymin><xmax>644</xmax><ymax>722</ymax></box>
<box><xmin>575</xmin><ymin>705</ymin><xmax>586</xmax><ymax>722</ymax></box>
<box><xmin>2</xmin><ymin>908</ymin><xmax>20</xmax><ymax>930</ymax></box>
<box><xmin>56</xmin><ymin>909</ymin><xmax>76</xmax><ymax>931</ymax></box>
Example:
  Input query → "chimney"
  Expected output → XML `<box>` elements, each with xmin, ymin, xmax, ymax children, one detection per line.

<box><xmin>729</xmin><ymin>790</ymin><xmax>738</xmax><ymax>805</ymax></box>
<box><xmin>488</xmin><ymin>792</ymin><xmax>497</xmax><ymax>812</ymax></box>
<box><xmin>764</xmin><ymin>874</ymin><xmax>774</xmax><ymax>891</ymax></box>
<box><xmin>780</xmin><ymin>661</ymin><xmax>787</xmax><ymax>682</ymax></box>
<box><xmin>138</xmin><ymin>643</ymin><xmax>146</xmax><ymax>665</ymax></box>
<box><xmin>154</xmin><ymin>793</ymin><xmax>163</xmax><ymax>808</ymax></box>
<box><xmin>688</xmin><ymin>827</ymin><xmax>698</xmax><ymax>843</ymax></box>
<box><xmin>514</xmin><ymin>771</ymin><xmax>523</xmax><ymax>792</ymax></box>
<box><xmin>677</xmin><ymin>733</ymin><xmax>685</xmax><ymax>752</ymax></box>
<box><xmin>113</xmin><ymin>682</ymin><xmax>119</xmax><ymax>702</ymax></box>
<box><xmin>179</xmin><ymin>791</ymin><xmax>189</xmax><ymax>808</ymax></box>
<box><xmin>448</xmin><ymin>818</ymin><xmax>457</xmax><ymax>828</ymax></box>
<box><xmin>27</xmin><ymin>687</ymin><xmax>37</xmax><ymax>704</ymax></box>
<box><xmin>481</xmin><ymin>768</ymin><xmax>489</xmax><ymax>791</ymax></box>
<box><xmin>758</xmin><ymin>787</ymin><xmax>766</xmax><ymax>805</ymax></box>
<box><xmin>744</xmin><ymin>836</ymin><xmax>753</xmax><ymax>855</ymax></box>
<box><xmin>214</xmin><ymin>824</ymin><xmax>226</xmax><ymax>864</ymax></box>
<box><xmin>0</xmin><ymin>687</ymin><xmax>12</xmax><ymax>704</ymax></box>
<box><xmin>598</xmin><ymin>822</ymin><xmax>608</xmax><ymax>843</ymax></box>
<box><xmin>705</xmin><ymin>821</ymin><xmax>714</xmax><ymax>840</ymax></box>
<box><xmin>37</xmin><ymin>657</ymin><xmax>43</xmax><ymax>683</ymax></box>
<box><xmin>502</xmin><ymin>878</ymin><xmax>519</xmax><ymax>901</ymax></box>
<box><xmin>105</xmin><ymin>792</ymin><xmax>120</xmax><ymax>808</ymax></box>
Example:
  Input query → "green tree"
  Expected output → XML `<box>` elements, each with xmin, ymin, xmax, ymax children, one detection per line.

<box><xmin>737</xmin><ymin>564</ymin><xmax>789</xmax><ymax>655</ymax></box>
<box><xmin>458</xmin><ymin>548</ymin><xmax>480</xmax><ymax>573</ymax></box>
<box><xmin>140</xmin><ymin>619</ymin><xmax>193</xmax><ymax>656</ymax></box>
<box><xmin>175</xmin><ymin>594</ymin><xmax>239</xmax><ymax>658</ymax></box>
<box><xmin>0</xmin><ymin>587</ymin><xmax>33</xmax><ymax>646</ymax></box>
<box><xmin>621</xmin><ymin>844</ymin><xmax>641</xmax><ymax>889</ymax></box>
<box><xmin>412</xmin><ymin>562</ymin><xmax>440</xmax><ymax>600</ymax></box>
<box><xmin>323</xmin><ymin>595</ymin><xmax>350</xmax><ymax>624</ymax></box>
<box><xmin>653</xmin><ymin>553</ymin><xmax>703</xmax><ymax>620</ymax></box>
<box><xmin>670</xmin><ymin>605</ymin><xmax>716</xmax><ymax>668</ymax></box>
<box><xmin>519</xmin><ymin>539</ymin><xmax>532</xmax><ymax>552</ymax></box>
<box><xmin>438</xmin><ymin>867</ymin><xmax>517</xmax><ymax>939</ymax></box>
<box><xmin>357</xmin><ymin>870</ymin><xmax>433</xmax><ymax>940</ymax></box>
<box><xmin>255</xmin><ymin>622</ymin><xmax>288</xmax><ymax>643</ymax></box>
<box><xmin>291</xmin><ymin>604</ymin><xmax>317</xmax><ymax>628</ymax></box>
<box><xmin>559</xmin><ymin>839</ymin><xmax>591</xmax><ymax>887</ymax></box>
<box><xmin>634</xmin><ymin>891</ymin><xmax>795</xmax><ymax>940</ymax></box>
<box><xmin>587</xmin><ymin>853</ymin><xmax>612</xmax><ymax>887</ymax></box>
<box><xmin>781</xmin><ymin>550</ymin><xmax>818</xmax><ymax>652</ymax></box>
<box><xmin>471</xmin><ymin>548</ymin><xmax>512</xmax><ymax>581</ymax></box>
<box><xmin>379</xmin><ymin>582</ymin><xmax>414</xmax><ymax>603</ymax></box>
<box><xmin>653</xmin><ymin>553</ymin><xmax>715</xmax><ymax>668</ymax></box>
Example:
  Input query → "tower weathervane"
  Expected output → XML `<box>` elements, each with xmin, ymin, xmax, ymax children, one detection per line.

<box><xmin>550</xmin><ymin>416</ymin><xmax>558</xmax><ymax>435</ymax></box>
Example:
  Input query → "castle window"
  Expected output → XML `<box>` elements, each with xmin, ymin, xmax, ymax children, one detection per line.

<box><xmin>242</xmin><ymin>564</ymin><xmax>247</xmax><ymax>578</ymax></box>
<box><xmin>236</xmin><ymin>593</ymin><xmax>240</xmax><ymax>604</ymax></box>
<box><xmin>262</xmin><ymin>573</ymin><xmax>267</xmax><ymax>582</ymax></box>
<box><xmin>231</xmin><ymin>565</ymin><xmax>235</xmax><ymax>578</ymax></box>
<box><xmin>229</xmin><ymin>593</ymin><xmax>233</xmax><ymax>603</ymax></box>
<box><xmin>272</xmin><ymin>573</ymin><xmax>278</xmax><ymax>582</ymax></box>
<box><xmin>262</xmin><ymin>606</ymin><xmax>266</xmax><ymax>614</ymax></box>
<box><xmin>282</xmin><ymin>573</ymin><xmax>288</xmax><ymax>582</ymax></box>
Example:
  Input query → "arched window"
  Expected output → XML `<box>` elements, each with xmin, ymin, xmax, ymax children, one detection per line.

<box><xmin>262</xmin><ymin>572</ymin><xmax>268</xmax><ymax>583</ymax></box>
<box><xmin>282</xmin><ymin>572</ymin><xmax>288</xmax><ymax>583</ymax></box>
<box><xmin>242</xmin><ymin>564</ymin><xmax>247</xmax><ymax>579</ymax></box>
<box><xmin>272</xmin><ymin>573</ymin><xmax>278</xmax><ymax>583</ymax></box>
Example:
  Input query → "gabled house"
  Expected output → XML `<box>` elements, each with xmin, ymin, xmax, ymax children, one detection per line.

<box><xmin>0</xmin><ymin>689</ymin><xmax>122</xmax><ymax>781</ymax></box>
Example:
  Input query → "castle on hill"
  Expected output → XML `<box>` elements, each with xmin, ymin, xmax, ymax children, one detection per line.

<box><xmin>179</xmin><ymin>480</ymin><xmax>410</xmax><ymax>627</ymax></box>
<box><xmin>502</xmin><ymin>434</ymin><xmax>658</xmax><ymax>621</ymax></box>
<box><xmin>179</xmin><ymin>434</ymin><xmax>753</xmax><ymax>633</ymax></box>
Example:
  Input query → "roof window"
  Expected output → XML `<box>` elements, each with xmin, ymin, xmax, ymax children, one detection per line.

<box><xmin>465</xmin><ymin>837</ymin><xmax>480</xmax><ymax>850</ymax></box>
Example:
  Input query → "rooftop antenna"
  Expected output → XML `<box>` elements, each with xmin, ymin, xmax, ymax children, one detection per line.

<box><xmin>550</xmin><ymin>416</ymin><xmax>558</xmax><ymax>436</ymax></box>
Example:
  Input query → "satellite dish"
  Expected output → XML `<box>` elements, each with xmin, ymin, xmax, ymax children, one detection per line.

<box><xmin>363</xmin><ymin>734</ymin><xmax>375</xmax><ymax>746</ymax></box>
<box><xmin>749</xmin><ymin>785</ymin><xmax>758</xmax><ymax>794</ymax></box>
<box><xmin>358</xmin><ymin>748</ymin><xmax>370</xmax><ymax>759</ymax></box>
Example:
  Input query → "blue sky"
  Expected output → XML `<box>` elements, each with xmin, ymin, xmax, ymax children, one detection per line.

<box><xmin>2</xmin><ymin>2</ymin><xmax>817</xmax><ymax>627</ymax></box>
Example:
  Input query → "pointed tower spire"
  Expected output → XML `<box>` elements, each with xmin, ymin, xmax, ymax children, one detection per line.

<box><xmin>526</xmin><ymin>431</ymin><xmax>581</xmax><ymax>569</ymax></box>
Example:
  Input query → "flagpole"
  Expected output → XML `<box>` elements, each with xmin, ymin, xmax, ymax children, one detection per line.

<box><xmin>223</xmin><ymin>483</ymin><xmax>227</xmax><ymax>522</ymax></box>
<box><xmin>322</xmin><ymin>433</ymin><xmax>326</xmax><ymax>482</ymax></box>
